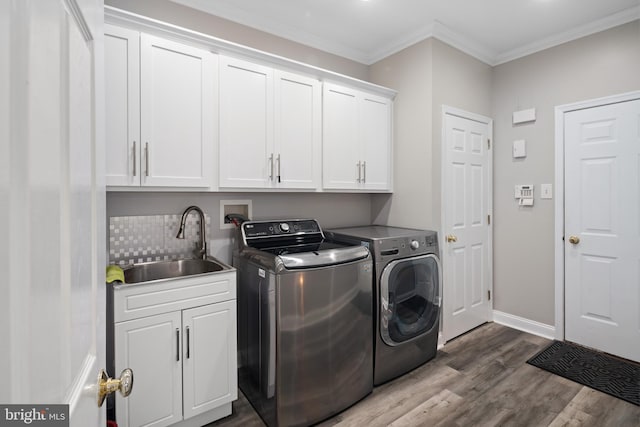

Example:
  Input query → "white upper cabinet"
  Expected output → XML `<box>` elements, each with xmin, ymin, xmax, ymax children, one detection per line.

<box><xmin>322</xmin><ymin>84</ymin><xmax>360</xmax><ymax>190</ymax></box>
<box><xmin>274</xmin><ymin>70</ymin><xmax>322</xmax><ymax>189</ymax></box>
<box><xmin>219</xmin><ymin>55</ymin><xmax>321</xmax><ymax>190</ymax></box>
<box><xmin>105</xmin><ymin>24</ymin><xmax>140</xmax><ymax>186</ymax></box>
<box><xmin>105</xmin><ymin>26</ymin><xmax>215</xmax><ymax>188</ymax></box>
<box><xmin>104</xmin><ymin>10</ymin><xmax>396</xmax><ymax>193</ymax></box>
<box><xmin>219</xmin><ymin>56</ymin><xmax>273</xmax><ymax>188</ymax></box>
<box><xmin>360</xmin><ymin>93</ymin><xmax>392</xmax><ymax>191</ymax></box>
<box><xmin>323</xmin><ymin>83</ymin><xmax>392</xmax><ymax>191</ymax></box>
<box><xmin>141</xmin><ymin>34</ymin><xmax>215</xmax><ymax>187</ymax></box>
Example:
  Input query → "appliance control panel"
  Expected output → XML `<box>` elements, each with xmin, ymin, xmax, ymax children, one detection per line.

<box><xmin>376</xmin><ymin>234</ymin><xmax>438</xmax><ymax>257</ymax></box>
<box><xmin>243</xmin><ymin>219</ymin><xmax>321</xmax><ymax>239</ymax></box>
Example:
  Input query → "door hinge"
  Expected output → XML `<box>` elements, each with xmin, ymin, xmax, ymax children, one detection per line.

<box><xmin>487</xmin><ymin>290</ymin><xmax>491</xmax><ymax>301</ymax></box>
<box><xmin>487</xmin><ymin>138</ymin><xmax>491</xmax><ymax>149</ymax></box>
<box><xmin>487</xmin><ymin>214</ymin><xmax>491</xmax><ymax>225</ymax></box>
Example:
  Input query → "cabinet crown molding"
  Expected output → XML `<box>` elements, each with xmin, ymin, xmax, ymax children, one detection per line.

<box><xmin>104</xmin><ymin>6</ymin><xmax>396</xmax><ymax>99</ymax></box>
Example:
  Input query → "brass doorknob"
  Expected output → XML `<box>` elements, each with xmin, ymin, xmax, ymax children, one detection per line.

<box><xmin>568</xmin><ymin>235</ymin><xmax>580</xmax><ymax>245</ymax></box>
<box><xmin>97</xmin><ymin>368</ymin><xmax>134</xmax><ymax>407</ymax></box>
<box><xmin>446</xmin><ymin>234</ymin><xmax>458</xmax><ymax>243</ymax></box>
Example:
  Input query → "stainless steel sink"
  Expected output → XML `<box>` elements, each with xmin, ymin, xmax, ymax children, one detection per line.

<box><xmin>123</xmin><ymin>258</ymin><xmax>230</xmax><ymax>284</ymax></box>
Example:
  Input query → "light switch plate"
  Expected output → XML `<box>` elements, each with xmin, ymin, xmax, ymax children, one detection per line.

<box><xmin>541</xmin><ymin>184</ymin><xmax>553</xmax><ymax>199</ymax></box>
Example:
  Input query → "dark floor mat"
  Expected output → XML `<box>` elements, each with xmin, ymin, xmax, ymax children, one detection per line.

<box><xmin>527</xmin><ymin>340</ymin><xmax>639</xmax><ymax>406</ymax></box>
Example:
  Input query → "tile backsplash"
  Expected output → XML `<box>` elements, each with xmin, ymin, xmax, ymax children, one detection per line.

<box><xmin>109</xmin><ymin>214</ymin><xmax>211</xmax><ymax>266</ymax></box>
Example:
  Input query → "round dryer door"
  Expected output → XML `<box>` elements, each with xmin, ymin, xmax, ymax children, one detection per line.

<box><xmin>380</xmin><ymin>254</ymin><xmax>441</xmax><ymax>346</ymax></box>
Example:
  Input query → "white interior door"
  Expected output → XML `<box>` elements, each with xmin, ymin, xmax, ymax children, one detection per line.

<box><xmin>564</xmin><ymin>98</ymin><xmax>640</xmax><ymax>362</ymax></box>
<box><xmin>1</xmin><ymin>0</ymin><xmax>107</xmax><ymax>425</ymax></box>
<box><xmin>442</xmin><ymin>108</ymin><xmax>493</xmax><ymax>341</ymax></box>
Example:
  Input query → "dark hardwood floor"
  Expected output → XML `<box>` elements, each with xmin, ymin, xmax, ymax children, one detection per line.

<box><xmin>207</xmin><ymin>323</ymin><xmax>640</xmax><ymax>427</ymax></box>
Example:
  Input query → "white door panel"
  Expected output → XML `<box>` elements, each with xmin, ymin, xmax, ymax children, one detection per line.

<box><xmin>565</xmin><ymin>98</ymin><xmax>640</xmax><ymax>362</ymax></box>
<box><xmin>443</xmin><ymin>111</ymin><xmax>492</xmax><ymax>341</ymax></box>
<box><xmin>2</xmin><ymin>0</ymin><xmax>105</xmax><ymax>424</ymax></box>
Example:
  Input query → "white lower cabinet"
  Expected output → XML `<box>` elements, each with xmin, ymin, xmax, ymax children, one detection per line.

<box><xmin>115</xmin><ymin>312</ymin><xmax>183</xmax><ymax>427</ymax></box>
<box><xmin>111</xmin><ymin>271</ymin><xmax>237</xmax><ymax>427</ymax></box>
<box><xmin>182</xmin><ymin>302</ymin><xmax>237</xmax><ymax>419</ymax></box>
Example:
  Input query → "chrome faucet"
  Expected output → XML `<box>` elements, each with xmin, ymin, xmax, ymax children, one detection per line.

<box><xmin>176</xmin><ymin>205</ymin><xmax>207</xmax><ymax>260</ymax></box>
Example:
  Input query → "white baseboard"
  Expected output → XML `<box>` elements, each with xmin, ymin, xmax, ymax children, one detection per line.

<box><xmin>492</xmin><ymin>310</ymin><xmax>555</xmax><ymax>340</ymax></box>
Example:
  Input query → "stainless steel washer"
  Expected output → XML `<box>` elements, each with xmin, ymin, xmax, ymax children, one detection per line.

<box><xmin>326</xmin><ymin>226</ymin><xmax>441</xmax><ymax>385</ymax></box>
<box><xmin>234</xmin><ymin>219</ymin><xmax>373</xmax><ymax>427</ymax></box>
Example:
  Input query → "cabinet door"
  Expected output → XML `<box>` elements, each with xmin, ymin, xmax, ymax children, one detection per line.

<box><xmin>219</xmin><ymin>56</ymin><xmax>273</xmax><ymax>188</ymax></box>
<box><xmin>140</xmin><ymin>34</ymin><xmax>214</xmax><ymax>187</ymax></box>
<box><xmin>360</xmin><ymin>94</ymin><xmax>392</xmax><ymax>190</ymax></box>
<box><xmin>182</xmin><ymin>301</ymin><xmax>238</xmax><ymax>420</ymax></box>
<box><xmin>274</xmin><ymin>70</ymin><xmax>321</xmax><ymax>189</ymax></box>
<box><xmin>322</xmin><ymin>83</ymin><xmax>360</xmax><ymax>190</ymax></box>
<box><xmin>115</xmin><ymin>312</ymin><xmax>182</xmax><ymax>427</ymax></box>
<box><xmin>105</xmin><ymin>25</ymin><xmax>140</xmax><ymax>186</ymax></box>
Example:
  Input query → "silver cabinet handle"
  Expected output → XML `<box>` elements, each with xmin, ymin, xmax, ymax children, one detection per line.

<box><xmin>186</xmin><ymin>326</ymin><xmax>190</xmax><ymax>359</ymax></box>
<box><xmin>268</xmin><ymin>154</ymin><xmax>274</xmax><ymax>181</ymax></box>
<box><xmin>132</xmin><ymin>141</ymin><xmax>137</xmax><ymax>177</ymax></box>
<box><xmin>362</xmin><ymin>161</ymin><xmax>366</xmax><ymax>183</ymax></box>
<box><xmin>175</xmin><ymin>328</ymin><xmax>180</xmax><ymax>361</ymax></box>
<box><xmin>357</xmin><ymin>161</ymin><xmax>362</xmax><ymax>183</ymax></box>
<box><xmin>276</xmin><ymin>154</ymin><xmax>281</xmax><ymax>183</ymax></box>
<box><xmin>145</xmin><ymin>142</ymin><xmax>149</xmax><ymax>177</ymax></box>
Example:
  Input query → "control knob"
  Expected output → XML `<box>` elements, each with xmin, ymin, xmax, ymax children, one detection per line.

<box><xmin>279</xmin><ymin>223</ymin><xmax>290</xmax><ymax>233</ymax></box>
<box><xmin>410</xmin><ymin>240</ymin><xmax>420</xmax><ymax>250</ymax></box>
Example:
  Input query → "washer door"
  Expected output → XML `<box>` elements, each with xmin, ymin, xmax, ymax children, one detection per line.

<box><xmin>380</xmin><ymin>254</ymin><xmax>441</xmax><ymax>346</ymax></box>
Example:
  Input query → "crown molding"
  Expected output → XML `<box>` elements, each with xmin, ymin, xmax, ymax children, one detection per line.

<box><xmin>493</xmin><ymin>5</ymin><xmax>640</xmax><ymax>65</ymax></box>
<box><xmin>119</xmin><ymin>3</ymin><xmax>640</xmax><ymax>68</ymax></box>
<box><xmin>170</xmin><ymin>0</ymin><xmax>372</xmax><ymax>63</ymax></box>
<box><xmin>104</xmin><ymin>6</ymin><xmax>397</xmax><ymax>98</ymax></box>
<box><xmin>369</xmin><ymin>6</ymin><xmax>640</xmax><ymax>67</ymax></box>
<box><xmin>430</xmin><ymin>21</ymin><xmax>497</xmax><ymax>66</ymax></box>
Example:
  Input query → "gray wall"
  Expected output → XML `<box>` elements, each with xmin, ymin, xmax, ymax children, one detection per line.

<box><xmin>368</xmin><ymin>39</ymin><xmax>434</xmax><ymax>229</ymax></box>
<box><xmin>104</xmin><ymin>0</ymin><xmax>369</xmax><ymax>80</ymax></box>
<box><xmin>491</xmin><ymin>20</ymin><xmax>640</xmax><ymax>325</ymax></box>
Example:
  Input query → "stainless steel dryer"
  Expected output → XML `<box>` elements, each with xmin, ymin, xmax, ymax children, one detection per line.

<box><xmin>234</xmin><ymin>219</ymin><xmax>373</xmax><ymax>427</ymax></box>
<box><xmin>326</xmin><ymin>226</ymin><xmax>441</xmax><ymax>385</ymax></box>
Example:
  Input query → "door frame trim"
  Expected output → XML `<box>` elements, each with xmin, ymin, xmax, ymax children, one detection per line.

<box><xmin>440</xmin><ymin>105</ymin><xmax>494</xmax><ymax>342</ymax></box>
<box><xmin>553</xmin><ymin>90</ymin><xmax>640</xmax><ymax>341</ymax></box>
